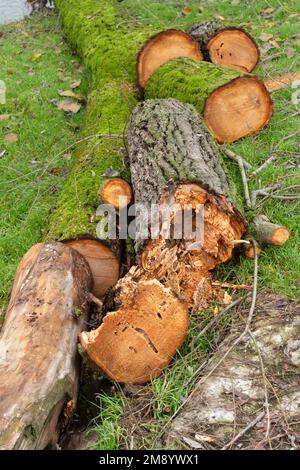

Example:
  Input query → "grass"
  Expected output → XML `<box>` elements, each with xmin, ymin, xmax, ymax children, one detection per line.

<box><xmin>0</xmin><ymin>11</ymin><xmax>86</xmax><ymax>314</ymax></box>
<box><xmin>0</xmin><ymin>0</ymin><xmax>299</xmax><ymax>450</ymax></box>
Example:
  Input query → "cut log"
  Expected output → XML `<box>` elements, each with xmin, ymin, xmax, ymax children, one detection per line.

<box><xmin>189</xmin><ymin>23</ymin><xmax>259</xmax><ymax>72</ymax></box>
<box><xmin>204</xmin><ymin>76</ymin><xmax>272</xmax><ymax>143</ymax></box>
<box><xmin>79</xmin><ymin>99</ymin><xmax>247</xmax><ymax>384</ymax></box>
<box><xmin>0</xmin><ymin>242</ymin><xmax>92</xmax><ymax>449</ymax></box>
<box><xmin>207</xmin><ymin>28</ymin><xmax>259</xmax><ymax>72</ymax></box>
<box><xmin>65</xmin><ymin>239</ymin><xmax>119</xmax><ymax>298</ymax></box>
<box><xmin>167</xmin><ymin>294</ymin><xmax>300</xmax><ymax>449</ymax></box>
<box><xmin>99</xmin><ymin>178</ymin><xmax>133</xmax><ymax>209</ymax></box>
<box><xmin>136</xmin><ymin>29</ymin><xmax>203</xmax><ymax>88</ymax></box>
<box><xmin>145</xmin><ymin>59</ymin><xmax>273</xmax><ymax>143</ymax></box>
<box><xmin>253</xmin><ymin>214</ymin><xmax>290</xmax><ymax>246</ymax></box>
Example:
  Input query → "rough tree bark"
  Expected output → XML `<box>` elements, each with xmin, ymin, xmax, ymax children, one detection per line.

<box><xmin>79</xmin><ymin>100</ymin><xmax>247</xmax><ymax>384</ymax></box>
<box><xmin>0</xmin><ymin>242</ymin><xmax>92</xmax><ymax>449</ymax></box>
<box><xmin>167</xmin><ymin>294</ymin><xmax>300</xmax><ymax>450</ymax></box>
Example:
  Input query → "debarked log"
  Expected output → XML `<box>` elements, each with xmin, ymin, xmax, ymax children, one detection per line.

<box><xmin>79</xmin><ymin>99</ymin><xmax>247</xmax><ymax>384</ymax></box>
<box><xmin>0</xmin><ymin>242</ymin><xmax>92</xmax><ymax>449</ymax></box>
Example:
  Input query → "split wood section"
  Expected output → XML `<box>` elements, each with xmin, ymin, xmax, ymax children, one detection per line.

<box><xmin>0</xmin><ymin>242</ymin><xmax>92</xmax><ymax>449</ymax></box>
<box><xmin>79</xmin><ymin>100</ymin><xmax>247</xmax><ymax>384</ymax></box>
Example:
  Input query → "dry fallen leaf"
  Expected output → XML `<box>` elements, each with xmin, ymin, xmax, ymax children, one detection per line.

<box><xmin>214</xmin><ymin>14</ymin><xmax>225</xmax><ymax>21</ymax></box>
<box><xmin>31</xmin><ymin>52</ymin><xmax>42</xmax><ymax>62</ymax></box>
<box><xmin>0</xmin><ymin>114</ymin><xmax>9</xmax><ymax>121</ymax></box>
<box><xmin>182</xmin><ymin>6</ymin><xmax>192</xmax><ymax>16</ymax></box>
<box><xmin>260</xmin><ymin>32</ymin><xmax>273</xmax><ymax>42</ymax></box>
<box><xmin>70</xmin><ymin>79</ymin><xmax>81</xmax><ymax>89</ymax></box>
<box><xmin>286</xmin><ymin>47</ymin><xmax>295</xmax><ymax>58</ymax></box>
<box><xmin>55</xmin><ymin>100</ymin><xmax>81</xmax><ymax>114</ymax></box>
<box><xmin>58</xmin><ymin>90</ymin><xmax>86</xmax><ymax>103</ymax></box>
<box><xmin>4</xmin><ymin>133</ymin><xmax>18</xmax><ymax>144</ymax></box>
<box><xmin>269</xmin><ymin>39</ymin><xmax>280</xmax><ymax>49</ymax></box>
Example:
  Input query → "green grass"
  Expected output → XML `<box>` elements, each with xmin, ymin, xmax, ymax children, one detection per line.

<box><xmin>0</xmin><ymin>11</ymin><xmax>86</xmax><ymax>312</ymax></box>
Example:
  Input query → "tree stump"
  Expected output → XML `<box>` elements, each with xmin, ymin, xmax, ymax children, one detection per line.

<box><xmin>0</xmin><ymin>242</ymin><xmax>92</xmax><ymax>449</ymax></box>
<box><xmin>79</xmin><ymin>100</ymin><xmax>247</xmax><ymax>384</ymax></box>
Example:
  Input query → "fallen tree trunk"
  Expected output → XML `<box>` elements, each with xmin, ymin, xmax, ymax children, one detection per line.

<box><xmin>0</xmin><ymin>242</ymin><xmax>92</xmax><ymax>449</ymax></box>
<box><xmin>167</xmin><ymin>293</ymin><xmax>300</xmax><ymax>450</ymax></box>
<box><xmin>188</xmin><ymin>23</ymin><xmax>259</xmax><ymax>72</ymax></box>
<box><xmin>79</xmin><ymin>99</ymin><xmax>247</xmax><ymax>384</ymax></box>
<box><xmin>145</xmin><ymin>59</ymin><xmax>273</xmax><ymax>143</ymax></box>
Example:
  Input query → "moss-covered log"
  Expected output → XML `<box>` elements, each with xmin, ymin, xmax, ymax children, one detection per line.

<box><xmin>48</xmin><ymin>0</ymin><xmax>156</xmax><ymax>292</ymax></box>
<box><xmin>145</xmin><ymin>58</ymin><xmax>272</xmax><ymax>143</ymax></box>
<box><xmin>0</xmin><ymin>242</ymin><xmax>92</xmax><ymax>449</ymax></box>
<box><xmin>79</xmin><ymin>99</ymin><xmax>247</xmax><ymax>384</ymax></box>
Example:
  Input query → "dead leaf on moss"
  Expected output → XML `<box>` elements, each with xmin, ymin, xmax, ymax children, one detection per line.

<box><xmin>31</xmin><ymin>52</ymin><xmax>42</xmax><ymax>62</ymax></box>
<box><xmin>4</xmin><ymin>133</ymin><xmax>18</xmax><ymax>144</ymax></box>
<box><xmin>58</xmin><ymin>90</ymin><xmax>86</xmax><ymax>103</ymax></box>
<box><xmin>0</xmin><ymin>114</ymin><xmax>9</xmax><ymax>121</ymax></box>
<box><xmin>286</xmin><ymin>47</ymin><xmax>295</xmax><ymax>57</ymax></box>
<box><xmin>55</xmin><ymin>100</ymin><xmax>81</xmax><ymax>114</ymax></box>
<box><xmin>70</xmin><ymin>79</ymin><xmax>81</xmax><ymax>89</ymax></box>
<box><xmin>260</xmin><ymin>32</ymin><xmax>273</xmax><ymax>42</ymax></box>
<box><xmin>182</xmin><ymin>6</ymin><xmax>192</xmax><ymax>16</ymax></box>
<box><xmin>214</xmin><ymin>14</ymin><xmax>225</xmax><ymax>21</ymax></box>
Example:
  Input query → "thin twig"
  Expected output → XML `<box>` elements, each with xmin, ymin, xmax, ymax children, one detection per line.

<box><xmin>223</xmin><ymin>149</ymin><xmax>253</xmax><ymax>208</ymax></box>
<box><xmin>88</xmin><ymin>292</ymin><xmax>103</xmax><ymax>309</ymax></box>
<box><xmin>251</xmin><ymin>154</ymin><xmax>277</xmax><ymax>177</ymax></box>
<box><xmin>223</xmin><ymin>149</ymin><xmax>252</xmax><ymax>170</ymax></box>
<box><xmin>248</xmin><ymin>331</ymin><xmax>271</xmax><ymax>446</ymax></box>
<box><xmin>190</xmin><ymin>297</ymin><xmax>246</xmax><ymax>350</ymax></box>
<box><xmin>221</xmin><ymin>411</ymin><xmax>265</xmax><ymax>450</ymax></box>
<box><xmin>211</xmin><ymin>281</ymin><xmax>251</xmax><ymax>290</ymax></box>
<box><xmin>237</xmin><ymin>155</ymin><xmax>252</xmax><ymax>209</ymax></box>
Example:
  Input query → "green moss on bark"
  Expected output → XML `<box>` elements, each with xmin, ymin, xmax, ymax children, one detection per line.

<box><xmin>46</xmin><ymin>1</ymin><xmax>153</xmax><ymax>240</ymax></box>
<box><xmin>145</xmin><ymin>58</ymin><xmax>241</xmax><ymax>112</ymax></box>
